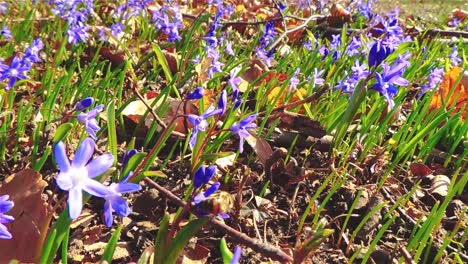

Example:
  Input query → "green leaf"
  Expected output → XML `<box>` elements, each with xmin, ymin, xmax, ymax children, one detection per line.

<box><xmin>39</xmin><ymin>228</ymin><xmax>56</xmax><ymax>264</ymax></box>
<box><xmin>152</xmin><ymin>44</ymin><xmax>172</xmax><ymax>83</ymax></box>
<box><xmin>122</xmin><ymin>152</ymin><xmax>146</xmax><ymax>179</ymax></box>
<box><xmin>101</xmin><ymin>225</ymin><xmax>123</xmax><ymax>263</ymax></box>
<box><xmin>219</xmin><ymin>238</ymin><xmax>234</xmax><ymax>264</ymax></box>
<box><xmin>164</xmin><ymin>217</ymin><xmax>208</xmax><ymax>264</ymax></box>
<box><xmin>107</xmin><ymin>102</ymin><xmax>118</xmax><ymax>171</ymax></box>
<box><xmin>53</xmin><ymin>122</ymin><xmax>73</xmax><ymax>143</ymax></box>
<box><xmin>154</xmin><ymin>213</ymin><xmax>170</xmax><ymax>264</ymax></box>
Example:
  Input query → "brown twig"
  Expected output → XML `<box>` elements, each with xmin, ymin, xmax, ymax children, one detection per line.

<box><xmin>133</xmin><ymin>87</ymin><xmax>186</xmax><ymax>138</ymax></box>
<box><xmin>144</xmin><ymin>177</ymin><xmax>294</xmax><ymax>262</ymax></box>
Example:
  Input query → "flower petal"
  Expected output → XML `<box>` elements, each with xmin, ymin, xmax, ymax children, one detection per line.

<box><xmin>111</xmin><ymin>196</ymin><xmax>131</xmax><ymax>217</ymax></box>
<box><xmin>55</xmin><ymin>172</ymin><xmax>73</xmax><ymax>191</ymax></box>
<box><xmin>54</xmin><ymin>141</ymin><xmax>71</xmax><ymax>172</ymax></box>
<box><xmin>112</xmin><ymin>182</ymin><xmax>141</xmax><ymax>194</ymax></box>
<box><xmin>103</xmin><ymin>201</ymin><xmax>113</xmax><ymax>227</ymax></box>
<box><xmin>0</xmin><ymin>199</ymin><xmax>13</xmax><ymax>214</ymax></box>
<box><xmin>82</xmin><ymin>179</ymin><xmax>111</xmax><ymax>197</ymax></box>
<box><xmin>68</xmin><ymin>187</ymin><xmax>83</xmax><ymax>219</ymax></box>
<box><xmin>86</xmin><ymin>153</ymin><xmax>114</xmax><ymax>178</ymax></box>
<box><xmin>0</xmin><ymin>224</ymin><xmax>12</xmax><ymax>239</ymax></box>
<box><xmin>72</xmin><ymin>138</ymin><xmax>95</xmax><ymax>168</ymax></box>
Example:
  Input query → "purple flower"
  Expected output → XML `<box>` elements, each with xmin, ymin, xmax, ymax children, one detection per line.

<box><xmin>0</xmin><ymin>2</ymin><xmax>7</xmax><ymax>15</ymax></box>
<box><xmin>151</xmin><ymin>2</ymin><xmax>183</xmax><ymax>42</ymax></box>
<box><xmin>1</xmin><ymin>25</ymin><xmax>12</xmax><ymax>40</ymax></box>
<box><xmin>448</xmin><ymin>17</ymin><xmax>460</xmax><ymax>27</ymax></box>
<box><xmin>67</xmin><ymin>24</ymin><xmax>90</xmax><ymax>45</ymax></box>
<box><xmin>206</xmin><ymin>47</ymin><xmax>224</xmax><ymax>78</ymax></box>
<box><xmin>76</xmin><ymin>104</ymin><xmax>104</xmax><ymax>140</ymax></box>
<box><xmin>450</xmin><ymin>47</ymin><xmax>462</xmax><ymax>66</ymax></box>
<box><xmin>345</xmin><ymin>36</ymin><xmax>362</xmax><ymax>56</ymax></box>
<box><xmin>110</xmin><ymin>23</ymin><xmax>124</xmax><ymax>39</ymax></box>
<box><xmin>186</xmin><ymin>87</ymin><xmax>205</xmax><ymax>100</ymax></box>
<box><xmin>304</xmin><ymin>39</ymin><xmax>313</xmax><ymax>51</ymax></box>
<box><xmin>228</xmin><ymin>67</ymin><xmax>242</xmax><ymax>100</ymax></box>
<box><xmin>230</xmin><ymin>246</ymin><xmax>242</xmax><ymax>264</ymax></box>
<box><xmin>372</xmin><ymin>62</ymin><xmax>409</xmax><ymax>108</ymax></box>
<box><xmin>351</xmin><ymin>60</ymin><xmax>369</xmax><ymax>80</ymax></box>
<box><xmin>187</xmin><ymin>105</ymin><xmax>222</xmax><ymax>148</ymax></box>
<box><xmin>289</xmin><ymin>68</ymin><xmax>300</xmax><ymax>91</ymax></box>
<box><xmin>54</xmin><ymin>138</ymin><xmax>114</xmax><ymax>220</ymax></box>
<box><xmin>230</xmin><ymin>114</ymin><xmax>257</xmax><ymax>153</ymax></box>
<box><xmin>311</xmin><ymin>68</ymin><xmax>325</xmax><ymax>86</ymax></box>
<box><xmin>218</xmin><ymin>89</ymin><xmax>227</xmax><ymax>115</ymax></box>
<box><xmin>224</xmin><ymin>39</ymin><xmax>234</xmax><ymax>56</ymax></box>
<box><xmin>122</xmin><ymin>149</ymin><xmax>137</xmax><ymax>169</ymax></box>
<box><xmin>193</xmin><ymin>165</ymin><xmax>217</xmax><ymax>188</ymax></box>
<box><xmin>419</xmin><ymin>67</ymin><xmax>443</xmax><ymax>97</ymax></box>
<box><xmin>194</xmin><ymin>181</ymin><xmax>220</xmax><ymax>204</ymax></box>
<box><xmin>368</xmin><ymin>40</ymin><xmax>393</xmax><ymax>67</ymax></box>
<box><xmin>0</xmin><ymin>56</ymin><xmax>30</xmax><ymax>90</ymax></box>
<box><xmin>24</xmin><ymin>38</ymin><xmax>44</xmax><ymax>63</ymax></box>
<box><xmin>0</xmin><ymin>195</ymin><xmax>14</xmax><ymax>240</ymax></box>
<box><xmin>102</xmin><ymin>172</ymin><xmax>141</xmax><ymax>227</ymax></box>
<box><xmin>74</xmin><ymin>97</ymin><xmax>94</xmax><ymax>111</ymax></box>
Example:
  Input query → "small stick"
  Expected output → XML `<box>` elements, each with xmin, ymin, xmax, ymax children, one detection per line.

<box><xmin>144</xmin><ymin>177</ymin><xmax>294</xmax><ymax>262</ymax></box>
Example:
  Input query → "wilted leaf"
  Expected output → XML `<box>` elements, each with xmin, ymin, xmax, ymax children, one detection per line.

<box><xmin>0</xmin><ymin>169</ymin><xmax>51</xmax><ymax>263</ymax></box>
<box><xmin>429</xmin><ymin>174</ymin><xmax>451</xmax><ymax>198</ymax></box>
<box><xmin>269</xmin><ymin>111</ymin><xmax>326</xmax><ymax>138</ymax></box>
<box><xmin>121</xmin><ymin>96</ymin><xmax>198</xmax><ymax>134</ymax></box>
<box><xmin>429</xmin><ymin>66</ymin><xmax>467</xmax><ymax>120</ymax></box>
<box><xmin>180</xmin><ymin>243</ymin><xmax>210</xmax><ymax>264</ymax></box>
<box><xmin>409</xmin><ymin>162</ymin><xmax>433</xmax><ymax>177</ymax></box>
<box><xmin>244</xmin><ymin>132</ymin><xmax>273</xmax><ymax>167</ymax></box>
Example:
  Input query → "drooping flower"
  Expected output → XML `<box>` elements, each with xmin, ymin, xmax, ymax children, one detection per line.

<box><xmin>76</xmin><ymin>104</ymin><xmax>104</xmax><ymax>140</ymax></box>
<box><xmin>193</xmin><ymin>181</ymin><xmax>220</xmax><ymax>204</ymax></box>
<box><xmin>228</xmin><ymin>67</ymin><xmax>242</xmax><ymax>100</ymax></box>
<box><xmin>230</xmin><ymin>114</ymin><xmax>257</xmax><ymax>153</ymax></box>
<box><xmin>54</xmin><ymin>138</ymin><xmax>114</xmax><ymax>219</ymax></box>
<box><xmin>0</xmin><ymin>195</ymin><xmax>14</xmax><ymax>240</ymax></box>
<box><xmin>74</xmin><ymin>97</ymin><xmax>94</xmax><ymax>111</ymax></box>
<box><xmin>193</xmin><ymin>165</ymin><xmax>217</xmax><ymax>188</ymax></box>
<box><xmin>186</xmin><ymin>87</ymin><xmax>205</xmax><ymax>100</ymax></box>
<box><xmin>218</xmin><ymin>89</ymin><xmax>228</xmax><ymax>115</ymax></box>
<box><xmin>122</xmin><ymin>149</ymin><xmax>138</xmax><ymax>169</ymax></box>
<box><xmin>102</xmin><ymin>172</ymin><xmax>141</xmax><ymax>227</ymax></box>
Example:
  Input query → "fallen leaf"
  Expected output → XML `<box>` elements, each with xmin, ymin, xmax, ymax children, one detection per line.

<box><xmin>0</xmin><ymin>169</ymin><xmax>52</xmax><ymax>263</ymax></box>
<box><xmin>244</xmin><ymin>132</ymin><xmax>273</xmax><ymax>167</ymax></box>
<box><xmin>429</xmin><ymin>174</ymin><xmax>451</xmax><ymax>198</ymax></box>
<box><xmin>429</xmin><ymin>66</ymin><xmax>467</xmax><ymax>120</ymax></box>
<box><xmin>409</xmin><ymin>162</ymin><xmax>433</xmax><ymax>177</ymax></box>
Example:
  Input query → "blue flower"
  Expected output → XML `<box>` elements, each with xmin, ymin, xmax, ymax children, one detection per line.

<box><xmin>1</xmin><ymin>25</ymin><xmax>12</xmax><ymax>40</ymax></box>
<box><xmin>0</xmin><ymin>56</ymin><xmax>30</xmax><ymax>90</ymax></box>
<box><xmin>193</xmin><ymin>165</ymin><xmax>217</xmax><ymax>188</ymax></box>
<box><xmin>122</xmin><ymin>149</ymin><xmax>138</xmax><ymax>169</ymax></box>
<box><xmin>186</xmin><ymin>87</ymin><xmax>205</xmax><ymax>100</ymax></box>
<box><xmin>110</xmin><ymin>23</ymin><xmax>125</xmax><ymax>39</ymax></box>
<box><xmin>230</xmin><ymin>114</ymin><xmax>257</xmax><ymax>153</ymax></box>
<box><xmin>450</xmin><ymin>47</ymin><xmax>462</xmax><ymax>66</ymax></box>
<box><xmin>218</xmin><ymin>89</ymin><xmax>227</xmax><ymax>115</ymax></box>
<box><xmin>372</xmin><ymin>62</ymin><xmax>409</xmax><ymax>108</ymax></box>
<box><xmin>193</xmin><ymin>181</ymin><xmax>220</xmax><ymax>204</ymax></box>
<box><xmin>228</xmin><ymin>67</ymin><xmax>242</xmax><ymax>100</ymax></box>
<box><xmin>0</xmin><ymin>195</ymin><xmax>14</xmax><ymax>240</ymax></box>
<box><xmin>24</xmin><ymin>38</ymin><xmax>44</xmax><ymax>63</ymax></box>
<box><xmin>419</xmin><ymin>67</ymin><xmax>443</xmax><ymax>97</ymax></box>
<box><xmin>74</xmin><ymin>97</ymin><xmax>94</xmax><ymax>111</ymax></box>
<box><xmin>67</xmin><ymin>24</ymin><xmax>90</xmax><ymax>45</ymax></box>
<box><xmin>187</xmin><ymin>105</ymin><xmax>222</xmax><ymax>148</ymax></box>
<box><xmin>102</xmin><ymin>172</ymin><xmax>141</xmax><ymax>227</ymax></box>
<box><xmin>230</xmin><ymin>246</ymin><xmax>242</xmax><ymax>264</ymax></box>
<box><xmin>289</xmin><ymin>68</ymin><xmax>300</xmax><ymax>91</ymax></box>
<box><xmin>368</xmin><ymin>40</ymin><xmax>393</xmax><ymax>67</ymax></box>
<box><xmin>77</xmin><ymin>104</ymin><xmax>104</xmax><ymax>140</ymax></box>
<box><xmin>54</xmin><ymin>138</ymin><xmax>114</xmax><ymax>220</ymax></box>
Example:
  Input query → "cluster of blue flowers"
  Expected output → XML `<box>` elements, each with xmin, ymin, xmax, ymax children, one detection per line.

<box><xmin>51</xmin><ymin>0</ymin><xmax>94</xmax><ymax>45</ymax></box>
<box><xmin>0</xmin><ymin>38</ymin><xmax>43</xmax><ymax>90</ymax></box>
<box><xmin>151</xmin><ymin>0</ymin><xmax>183</xmax><ymax>43</ymax></box>
<box><xmin>256</xmin><ymin>22</ymin><xmax>276</xmax><ymax>67</ymax></box>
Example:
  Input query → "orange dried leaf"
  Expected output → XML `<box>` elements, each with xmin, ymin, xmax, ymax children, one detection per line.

<box><xmin>267</xmin><ymin>86</ymin><xmax>307</xmax><ymax>113</ymax></box>
<box><xmin>429</xmin><ymin>66</ymin><xmax>467</xmax><ymax>120</ymax></box>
